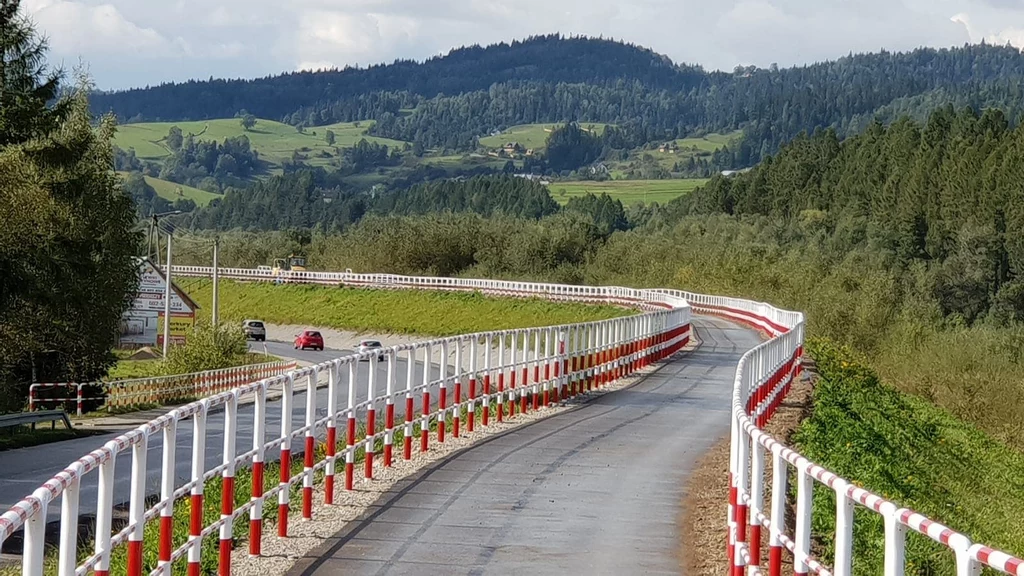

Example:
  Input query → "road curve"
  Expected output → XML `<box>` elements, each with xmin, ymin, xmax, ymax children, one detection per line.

<box><xmin>287</xmin><ymin>316</ymin><xmax>758</xmax><ymax>576</ymax></box>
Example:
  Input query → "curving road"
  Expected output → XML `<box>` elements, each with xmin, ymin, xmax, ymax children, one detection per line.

<box><xmin>287</xmin><ymin>316</ymin><xmax>758</xmax><ymax>576</ymax></box>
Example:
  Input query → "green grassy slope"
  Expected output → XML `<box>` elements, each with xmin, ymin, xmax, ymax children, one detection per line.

<box><xmin>114</xmin><ymin>118</ymin><xmax>408</xmax><ymax>168</ymax></box>
<box><xmin>479</xmin><ymin>123</ymin><xmax>610</xmax><ymax>150</ymax></box>
<box><xmin>116</xmin><ymin>172</ymin><xmax>220</xmax><ymax>206</ymax></box>
<box><xmin>794</xmin><ymin>339</ymin><xmax>1024</xmax><ymax>574</ymax></box>
<box><xmin>546</xmin><ymin>179</ymin><xmax>707</xmax><ymax>205</ymax></box>
<box><xmin>186</xmin><ymin>279</ymin><xmax>631</xmax><ymax>336</ymax></box>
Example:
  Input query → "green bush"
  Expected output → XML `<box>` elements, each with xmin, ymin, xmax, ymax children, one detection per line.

<box><xmin>165</xmin><ymin>320</ymin><xmax>249</xmax><ymax>374</ymax></box>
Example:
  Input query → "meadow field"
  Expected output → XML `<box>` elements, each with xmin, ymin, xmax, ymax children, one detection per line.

<box><xmin>478</xmin><ymin>123</ymin><xmax>610</xmax><ymax>151</ymax></box>
<box><xmin>113</xmin><ymin>118</ymin><xmax>408</xmax><ymax>168</ymax></box>
<box><xmin>546</xmin><ymin>178</ymin><xmax>708</xmax><ymax>205</ymax></box>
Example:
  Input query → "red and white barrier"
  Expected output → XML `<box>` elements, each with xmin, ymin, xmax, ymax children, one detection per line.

<box><xmin>29</xmin><ymin>361</ymin><xmax>296</xmax><ymax>415</ymax></box>
<box><xmin>1</xmin><ymin>271</ymin><xmax>691</xmax><ymax>576</ymax></box>
<box><xmin>6</xmin><ymin>267</ymin><xmax>1022</xmax><ymax>576</ymax></box>
<box><xmin>657</xmin><ymin>289</ymin><xmax>1024</xmax><ymax>576</ymax></box>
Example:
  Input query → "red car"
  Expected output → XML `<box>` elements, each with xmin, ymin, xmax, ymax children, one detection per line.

<box><xmin>294</xmin><ymin>330</ymin><xmax>324</xmax><ymax>351</ymax></box>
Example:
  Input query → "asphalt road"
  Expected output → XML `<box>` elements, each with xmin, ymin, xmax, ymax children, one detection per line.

<box><xmin>286</xmin><ymin>316</ymin><xmax>758</xmax><ymax>576</ymax></box>
<box><xmin>0</xmin><ymin>339</ymin><xmax>448</xmax><ymax>526</ymax></box>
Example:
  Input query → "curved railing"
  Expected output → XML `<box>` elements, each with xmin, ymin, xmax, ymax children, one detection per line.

<box><xmin>0</xmin><ymin>271</ymin><xmax>691</xmax><ymax>576</ymax></box>
<box><xmin>2</xmin><ymin>267</ymin><xmax>1021</xmax><ymax>576</ymax></box>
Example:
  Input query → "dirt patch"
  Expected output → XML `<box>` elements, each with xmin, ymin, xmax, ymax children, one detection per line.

<box><xmin>680</xmin><ymin>363</ymin><xmax>816</xmax><ymax>575</ymax></box>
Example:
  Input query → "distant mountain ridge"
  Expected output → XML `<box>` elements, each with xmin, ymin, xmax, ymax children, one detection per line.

<box><xmin>92</xmin><ymin>35</ymin><xmax>1024</xmax><ymax>170</ymax></box>
<box><xmin>91</xmin><ymin>35</ymin><xmax>712</xmax><ymax>122</ymax></box>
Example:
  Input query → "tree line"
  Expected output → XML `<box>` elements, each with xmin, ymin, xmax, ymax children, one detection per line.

<box><xmin>676</xmin><ymin>104</ymin><xmax>1024</xmax><ymax>326</ymax></box>
<box><xmin>0</xmin><ymin>0</ymin><xmax>139</xmax><ymax>412</ymax></box>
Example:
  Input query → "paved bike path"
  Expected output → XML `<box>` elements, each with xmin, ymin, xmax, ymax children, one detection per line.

<box><xmin>288</xmin><ymin>316</ymin><xmax>757</xmax><ymax>576</ymax></box>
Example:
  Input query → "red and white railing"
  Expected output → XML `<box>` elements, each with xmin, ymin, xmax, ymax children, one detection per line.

<box><xmin>4</xmin><ymin>268</ymin><xmax>1022</xmax><ymax>576</ymax></box>
<box><xmin>0</xmin><ymin>271</ymin><xmax>691</xmax><ymax>576</ymax></box>
<box><xmin>29</xmin><ymin>361</ymin><xmax>296</xmax><ymax>416</ymax></box>
<box><xmin>676</xmin><ymin>291</ymin><xmax>1024</xmax><ymax>576</ymax></box>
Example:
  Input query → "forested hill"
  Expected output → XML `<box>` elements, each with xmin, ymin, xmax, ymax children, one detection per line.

<box><xmin>675</xmin><ymin>104</ymin><xmax>1024</xmax><ymax>325</ymax></box>
<box><xmin>91</xmin><ymin>35</ymin><xmax>709</xmax><ymax>122</ymax></box>
<box><xmin>92</xmin><ymin>36</ymin><xmax>1024</xmax><ymax>168</ymax></box>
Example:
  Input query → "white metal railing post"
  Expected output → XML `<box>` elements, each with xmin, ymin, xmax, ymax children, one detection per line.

<box><xmin>250</xmin><ymin>382</ymin><xmax>268</xmax><ymax>555</ymax></box>
<box><xmin>219</xmin><ymin>391</ymin><xmax>238</xmax><ymax>575</ymax></box>
<box><xmin>497</xmin><ymin>331</ymin><xmax>506</xmax><ymax>421</ymax></box>
<box><xmin>346</xmin><ymin>361</ymin><xmax>357</xmax><ymax>489</ymax></box>
<box><xmin>768</xmin><ymin>445</ymin><xmax>787</xmax><ymax>576</ymax></box>
<box><xmin>952</xmin><ymin>537</ymin><xmax>982</xmax><ymax>576</ymax></box>
<box><xmin>303</xmin><ymin>368</ymin><xmax>319</xmax><ymax>518</ymax></box>
<box><xmin>366</xmin><ymin>355</ymin><xmax>378</xmax><ymax>478</ymax></box>
<box><xmin>733</xmin><ymin>426</ymin><xmax>750</xmax><ymax>576</ymax></box>
<box><xmin>483</xmin><ymin>333</ymin><xmax>492</xmax><ymax>426</ymax></box>
<box><xmin>421</xmin><ymin>342</ymin><xmax>431</xmax><ymax>452</ymax></box>
<box><xmin>126</xmin><ymin>431</ymin><xmax>148</xmax><ymax>576</ymax></box>
<box><xmin>187</xmin><ymin>403</ymin><xmax>208</xmax><ymax>574</ymax></box>
<box><xmin>157</xmin><ymin>417</ymin><xmax>178</xmax><ymax>574</ymax></box>
<box><xmin>521</xmin><ymin>329</ymin><xmax>530</xmax><ymax>413</ymax></box>
<box><xmin>882</xmin><ymin>504</ymin><xmax>907</xmax><ymax>575</ymax></box>
<box><xmin>438</xmin><ymin>340</ymin><xmax>448</xmax><ymax>443</ymax></box>
<box><xmin>326</xmin><ymin>362</ymin><xmax>339</xmax><ymax>502</ymax></box>
<box><xmin>23</xmin><ymin>488</ymin><xmax>48</xmax><ymax>576</ymax></box>
<box><xmin>468</xmin><ymin>336</ymin><xmax>478</xmax><ymax>432</ymax></box>
<box><xmin>749</xmin><ymin>439</ymin><xmax>765</xmax><ymax>571</ymax></box>
<box><xmin>94</xmin><ymin>443</ymin><xmax>116</xmax><ymax>576</ymax></box>
<box><xmin>57</xmin><ymin>463</ymin><xmax>82</xmax><ymax>576</ymax></box>
<box><xmin>833</xmin><ymin>480</ymin><xmax>854</xmax><ymax>576</ymax></box>
<box><xmin>404</xmin><ymin>348</ymin><xmax>415</xmax><ymax>460</ymax></box>
<box><xmin>384</xmin><ymin>349</ymin><xmax>396</xmax><ymax>465</ymax></box>
<box><xmin>794</xmin><ymin>464</ymin><xmax>813</xmax><ymax>575</ymax></box>
<box><xmin>543</xmin><ymin>327</ymin><xmax>552</xmax><ymax>406</ymax></box>
<box><xmin>533</xmin><ymin>329</ymin><xmax>541</xmax><ymax>410</ymax></box>
<box><xmin>279</xmin><ymin>373</ymin><xmax>295</xmax><ymax>535</ymax></box>
<box><xmin>453</xmin><ymin>337</ymin><xmax>463</xmax><ymax>437</ymax></box>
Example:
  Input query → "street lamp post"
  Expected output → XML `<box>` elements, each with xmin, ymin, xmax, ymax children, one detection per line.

<box><xmin>152</xmin><ymin>211</ymin><xmax>181</xmax><ymax>358</ymax></box>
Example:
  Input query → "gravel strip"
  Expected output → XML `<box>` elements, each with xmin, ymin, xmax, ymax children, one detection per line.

<box><xmin>230</xmin><ymin>341</ymin><xmax>698</xmax><ymax>575</ymax></box>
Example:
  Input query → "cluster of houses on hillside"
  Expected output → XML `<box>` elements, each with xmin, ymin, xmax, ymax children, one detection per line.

<box><xmin>488</xmin><ymin>141</ymin><xmax>536</xmax><ymax>160</ymax></box>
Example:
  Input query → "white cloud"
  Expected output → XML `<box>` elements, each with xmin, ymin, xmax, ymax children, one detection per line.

<box><xmin>25</xmin><ymin>0</ymin><xmax>181</xmax><ymax>55</ymax></box>
<box><xmin>17</xmin><ymin>0</ymin><xmax>1024</xmax><ymax>89</ymax></box>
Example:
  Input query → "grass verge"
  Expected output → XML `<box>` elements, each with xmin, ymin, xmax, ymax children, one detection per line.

<box><xmin>184</xmin><ymin>280</ymin><xmax>631</xmax><ymax>335</ymax></box>
<box><xmin>792</xmin><ymin>338</ymin><xmax>1024</xmax><ymax>574</ymax></box>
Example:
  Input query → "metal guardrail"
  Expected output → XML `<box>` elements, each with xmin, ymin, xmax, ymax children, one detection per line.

<box><xmin>2</xmin><ymin>267</ymin><xmax>1021</xmax><ymax>576</ymax></box>
<box><xmin>0</xmin><ymin>410</ymin><xmax>72</xmax><ymax>430</ymax></box>
<box><xmin>0</xmin><ymin>272</ymin><xmax>692</xmax><ymax>576</ymax></box>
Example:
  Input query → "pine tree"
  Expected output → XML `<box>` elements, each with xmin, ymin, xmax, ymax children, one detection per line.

<box><xmin>0</xmin><ymin>0</ymin><xmax>69</xmax><ymax>146</ymax></box>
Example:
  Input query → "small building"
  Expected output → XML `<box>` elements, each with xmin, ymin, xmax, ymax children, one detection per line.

<box><xmin>119</xmin><ymin>259</ymin><xmax>198</xmax><ymax>349</ymax></box>
<box><xmin>659</xmin><ymin>142</ymin><xmax>679</xmax><ymax>153</ymax></box>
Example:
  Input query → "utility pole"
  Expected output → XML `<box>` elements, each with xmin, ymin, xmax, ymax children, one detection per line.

<box><xmin>162</xmin><ymin>231</ymin><xmax>173</xmax><ymax>358</ymax></box>
<box><xmin>212</xmin><ymin>236</ymin><xmax>220</xmax><ymax>326</ymax></box>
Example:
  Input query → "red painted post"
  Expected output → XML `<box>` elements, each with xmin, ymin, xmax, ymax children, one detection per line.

<box><xmin>404</xmin><ymin>347</ymin><xmax>416</xmax><ymax>460</ymax></box>
<box><xmin>365</xmin><ymin>356</ymin><xmax>377</xmax><ymax>480</ymax></box>
<box><xmin>187</xmin><ymin>403</ymin><xmax>208</xmax><ymax>576</ymax></box>
<box><xmin>279</xmin><ymin>374</ymin><xmax>295</xmax><ymax>535</ymax></box>
<box><xmin>250</xmin><ymin>384</ymin><xmax>267</xmax><ymax>555</ymax></box>
<box><xmin>384</xmin><ymin>350</ymin><xmax>396</xmax><ymax>467</ymax></box>
<box><xmin>345</xmin><ymin>361</ymin><xmax>357</xmax><ymax>491</ymax></box>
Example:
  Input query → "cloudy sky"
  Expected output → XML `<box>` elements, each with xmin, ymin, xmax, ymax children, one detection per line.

<box><xmin>22</xmin><ymin>0</ymin><xmax>1024</xmax><ymax>90</ymax></box>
